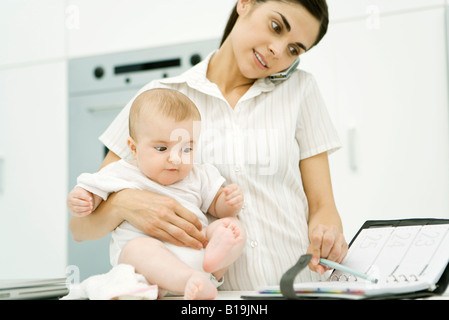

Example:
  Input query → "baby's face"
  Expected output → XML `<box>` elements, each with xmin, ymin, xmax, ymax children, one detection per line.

<box><xmin>130</xmin><ymin>112</ymin><xmax>200</xmax><ymax>186</ymax></box>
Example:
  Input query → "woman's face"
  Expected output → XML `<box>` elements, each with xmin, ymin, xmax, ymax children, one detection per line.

<box><xmin>230</xmin><ymin>0</ymin><xmax>320</xmax><ymax>79</ymax></box>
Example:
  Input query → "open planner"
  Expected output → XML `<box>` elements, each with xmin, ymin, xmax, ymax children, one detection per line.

<box><xmin>244</xmin><ymin>219</ymin><xmax>449</xmax><ymax>299</ymax></box>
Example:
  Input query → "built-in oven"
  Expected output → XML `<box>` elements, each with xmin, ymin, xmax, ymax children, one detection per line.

<box><xmin>68</xmin><ymin>39</ymin><xmax>219</xmax><ymax>280</ymax></box>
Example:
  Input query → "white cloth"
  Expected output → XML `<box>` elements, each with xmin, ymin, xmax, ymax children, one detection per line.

<box><xmin>100</xmin><ymin>51</ymin><xmax>342</xmax><ymax>290</ymax></box>
<box><xmin>76</xmin><ymin>159</ymin><xmax>225</xmax><ymax>266</ymax></box>
<box><xmin>61</xmin><ymin>264</ymin><xmax>158</xmax><ymax>300</ymax></box>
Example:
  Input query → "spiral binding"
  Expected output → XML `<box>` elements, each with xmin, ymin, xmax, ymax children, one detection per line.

<box><xmin>386</xmin><ymin>274</ymin><xmax>419</xmax><ymax>283</ymax></box>
<box><xmin>330</xmin><ymin>273</ymin><xmax>419</xmax><ymax>283</ymax></box>
<box><xmin>330</xmin><ymin>274</ymin><xmax>358</xmax><ymax>282</ymax></box>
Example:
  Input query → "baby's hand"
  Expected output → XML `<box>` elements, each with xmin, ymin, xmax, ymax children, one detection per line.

<box><xmin>67</xmin><ymin>186</ymin><xmax>94</xmax><ymax>217</ymax></box>
<box><xmin>223</xmin><ymin>184</ymin><xmax>244</xmax><ymax>211</ymax></box>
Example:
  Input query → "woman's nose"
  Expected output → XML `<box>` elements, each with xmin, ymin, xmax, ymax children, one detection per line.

<box><xmin>268</xmin><ymin>40</ymin><xmax>283</xmax><ymax>57</ymax></box>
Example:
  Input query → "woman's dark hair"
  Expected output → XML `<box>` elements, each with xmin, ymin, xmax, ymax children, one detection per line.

<box><xmin>220</xmin><ymin>0</ymin><xmax>329</xmax><ymax>49</ymax></box>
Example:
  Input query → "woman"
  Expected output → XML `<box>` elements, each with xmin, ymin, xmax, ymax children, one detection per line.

<box><xmin>70</xmin><ymin>0</ymin><xmax>348</xmax><ymax>290</ymax></box>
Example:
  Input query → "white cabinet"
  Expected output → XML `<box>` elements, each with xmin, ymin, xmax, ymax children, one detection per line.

<box><xmin>302</xmin><ymin>5</ymin><xmax>449</xmax><ymax>239</ymax></box>
<box><xmin>66</xmin><ymin>0</ymin><xmax>236</xmax><ymax>58</ymax></box>
<box><xmin>0</xmin><ymin>62</ymin><xmax>68</xmax><ymax>279</ymax></box>
<box><xmin>0</xmin><ymin>0</ymin><xmax>67</xmax><ymax>281</ymax></box>
<box><xmin>0</xmin><ymin>0</ymin><xmax>65</xmax><ymax>67</ymax></box>
<box><xmin>328</xmin><ymin>0</ymin><xmax>446</xmax><ymax>21</ymax></box>
<box><xmin>0</xmin><ymin>90</ymin><xmax>5</xmax><ymax>198</ymax></box>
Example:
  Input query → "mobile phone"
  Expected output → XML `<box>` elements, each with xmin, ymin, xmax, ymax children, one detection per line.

<box><xmin>268</xmin><ymin>58</ymin><xmax>300</xmax><ymax>82</ymax></box>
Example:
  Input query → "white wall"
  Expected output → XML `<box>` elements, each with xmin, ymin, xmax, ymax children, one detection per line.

<box><xmin>1</xmin><ymin>0</ymin><xmax>449</xmax><ymax>279</ymax></box>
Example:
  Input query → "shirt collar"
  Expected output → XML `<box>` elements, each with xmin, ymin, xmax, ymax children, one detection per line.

<box><xmin>160</xmin><ymin>50</ymin><xmax>276</xmax><ymax>102</ymax></box>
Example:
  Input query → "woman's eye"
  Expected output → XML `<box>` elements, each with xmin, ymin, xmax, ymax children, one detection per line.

<box><xmin>289</xmin><ymin>46</ymin><xmax>299</xmax><ymax>56</ymax></box>
<box><xmin>155</xmin><ymin>146</ymin><xmax>167</xmax><ymax>152</ymax></box>
<box><xmin>271</xmin><ymin>21</ymin><xmax>281</xmax><ymax>33</ymax></box>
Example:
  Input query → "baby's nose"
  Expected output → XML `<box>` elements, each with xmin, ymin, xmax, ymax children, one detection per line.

<box><xmin>169</xmin><ymin>151</ymin><xmax>182</xmax><ymax>165</ymax></box>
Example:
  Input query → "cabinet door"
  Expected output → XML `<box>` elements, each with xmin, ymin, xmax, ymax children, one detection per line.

<box><xmin>0</xmin><ymin>84</ymin><xmax>5</xmax><ymax>200</ymax></box>
<box><xmin>66</xmin><ymin>0</ymin><xmax>236</xmax><ymax>58</ymax></box>
<box><xmin>0</xmin><ymin>62</ymin><xmax>68</xmax><ymax>279</ymax></box>
<box><xmin>327</xmin><ymin>0</ymin><xmax>446</xmax><ymax>21</ymax></box>
<box><xmin>306</xmin><ymin>8</ymin><xmax>449</xmax><ymax>239</ymax></box>
<box><xmin>0</xmin><ymin>0</ymin><xmax>65</xmax><ymax>67</ymax></box>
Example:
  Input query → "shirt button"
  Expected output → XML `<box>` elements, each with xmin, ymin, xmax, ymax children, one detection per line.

<box><xmin>234</xmin><ymin>166</ymin><xmax>241</xmax><ymax>172</ymax></box>
<box><xmin>250</xmin><ymin>240</ymin><xmax>258</xmax><ymax>248</ymax></box>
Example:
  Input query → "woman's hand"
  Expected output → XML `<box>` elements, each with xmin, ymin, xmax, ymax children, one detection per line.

<box><xmin>70</xmin><ymin>188</ymin><xmax>207</xmax><ymax>249</ymax></box>
<box><xmin>117</xmin><ymin>189</ymin><xmax>207</xmax><ymax>249</ymax></box>
<box><xmin>307</xmin><ymin>224</ymin><xmax>348</xmax><ymax>274</ymax></box>
<box><xmin>300</xmin><ymin>153</ymin><xmax>348</xmax><ymax>274</ymax></box>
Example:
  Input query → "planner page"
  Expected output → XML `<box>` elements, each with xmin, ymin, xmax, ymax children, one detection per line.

<box><xmin>332</xmin><ymin>224</ymin><xmax>449</xmax><ymax>286</ymax></box>
<box><xmin>253</xmin><ymin>222</ymin><xmax>449</xmax><ymax>298</ymax></box>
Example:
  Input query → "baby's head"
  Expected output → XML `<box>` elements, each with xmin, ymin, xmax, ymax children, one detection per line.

<box><xmin>128</xmin><ymin>88</ymin><xmax>201</xmax><ymax>186</ymax></box>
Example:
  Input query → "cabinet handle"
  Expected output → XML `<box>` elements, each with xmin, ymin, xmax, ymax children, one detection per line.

<box><xmin>0</xmin><ymin>156</ymin><xmax>4</xmax><ymax>194</ymax></box>
<box><xmin>347</xmin><ymin>127</ymin><xmax>357</xmax><ymax>172</ymax></box>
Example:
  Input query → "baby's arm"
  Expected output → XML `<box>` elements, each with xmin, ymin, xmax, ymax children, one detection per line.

<box><xmin>67</xmin><ymin>186</ymin><xmax>103</xmax><ymax>217</ymax></box>
<box><xmin>208</xmin><ymin>184</ymin><xmax>243</xmax><ymax>219</ymax></box>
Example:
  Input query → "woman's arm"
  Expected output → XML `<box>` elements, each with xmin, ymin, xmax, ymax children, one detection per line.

<box><xmin>69</xmin><ymin>151</ymin><xmax>207</xmax><ymax>249</ymax></box>
<box><xmin>69</xmin><ymin>151</ymin><xmax>122</xmax><ymax>240</ymax></box>
<box><xmin>300</xmin><ymin>152</ymin><xmax>348</xmax><ymax>274</ymax></box>
<box><xmin>69</xmin><ymin>189</ymin><xmax>130</xmax><ymax>241</ymax></box>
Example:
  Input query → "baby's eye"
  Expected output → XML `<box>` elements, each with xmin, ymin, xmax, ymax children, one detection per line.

<box><xmin>155</xmin><ymin>146</ymin><xmax>167</xmax><ymax>152</ymax></box>
<box><xmin>271</xmin><ymin>21</ymin><xmax>281</xmax><ymax>33</ymax></box>
<box><xmin>182</xmin><ymin>147</ymin><xmax>193</xmax><ymax>153</ymax></box>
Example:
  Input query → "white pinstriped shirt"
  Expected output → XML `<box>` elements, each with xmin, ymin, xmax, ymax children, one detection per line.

<box><xmin>99</xmin><ymin>51</ymin><xmax>341</xmax><ymax>290</ymax></box>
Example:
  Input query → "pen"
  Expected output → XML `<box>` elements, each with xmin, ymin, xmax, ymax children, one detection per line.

<box><xmin>319</xmin><ymin>258</ymin><xmax>379</xmax><ymax>284</ymax></box>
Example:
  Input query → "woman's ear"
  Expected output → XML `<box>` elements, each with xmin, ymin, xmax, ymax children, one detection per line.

<box><xmin>127</xmin><ymin>137</ymin><xmax>137</xmax><ymax>160</ymax></box>
<box><xmin>236</xmin><ymin>0</ymin><xmax>255</xmax><ymax>15</ymax></box>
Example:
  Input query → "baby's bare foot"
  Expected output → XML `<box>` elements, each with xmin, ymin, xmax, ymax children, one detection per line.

<box><xmin>184</xmin><ymin>272</ymin><xmax>217</xmax><ymax>300</ymax></box>
<box><xmin>203</xmin><ymin>218</ymin><xmax>243</xmax><ymax>273</ymax></box>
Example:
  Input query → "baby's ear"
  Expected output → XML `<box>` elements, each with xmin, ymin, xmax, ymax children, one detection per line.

<box><xmin>127</xmin><ymin>137</ymin><xmax>137</xmax><ymax>159</ymax></box>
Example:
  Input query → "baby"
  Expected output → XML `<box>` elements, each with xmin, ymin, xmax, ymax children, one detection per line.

<box><xmin>67</xmin><ymin>88</ymin><xmax>245</xmax><ymax>299</ymax></box>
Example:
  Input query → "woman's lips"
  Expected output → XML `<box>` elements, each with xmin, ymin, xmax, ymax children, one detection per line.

<box><xmin>253</xmin><ymin>49</ymin><xmax>268</xmax><ymax>70</ymax></box>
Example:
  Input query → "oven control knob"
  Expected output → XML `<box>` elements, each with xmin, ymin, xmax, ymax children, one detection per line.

<box><xmin>93</xmin><ymin>66</ymin><xmax>104</xmax><ymax>79</ymax></box>
<box><xmin>190</xmin><ymin>54</ymin><xmax>202</xmax><ymax>66</ymax></box>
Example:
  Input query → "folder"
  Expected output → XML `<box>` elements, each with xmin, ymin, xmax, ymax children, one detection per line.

<box><xmin>242</xmin><ymin>218</ymin><xmax>449</xmax><ymax>300</ymax></box>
